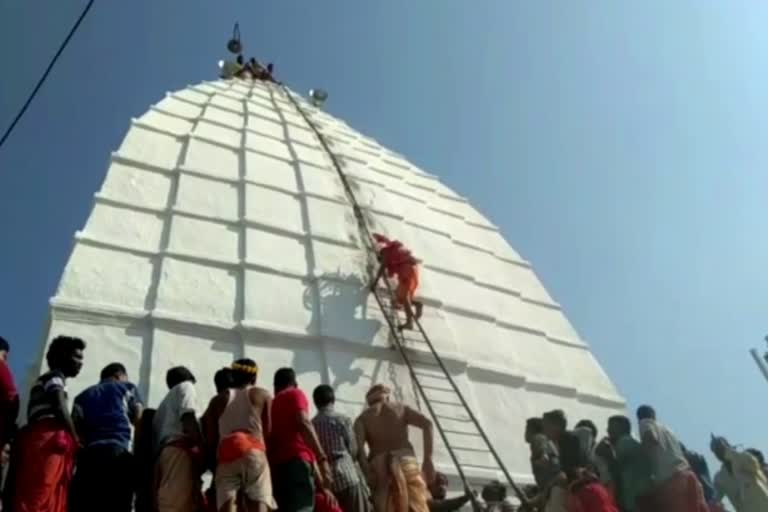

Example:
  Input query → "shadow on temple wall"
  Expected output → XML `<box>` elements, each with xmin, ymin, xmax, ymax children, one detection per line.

<box><xmin>300</xmin><ymin>270</ymin><xmax>383</xmax><ymax>388</ymax></box>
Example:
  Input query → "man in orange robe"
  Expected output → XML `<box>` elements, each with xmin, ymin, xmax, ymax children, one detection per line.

<box><xmin>371</xmin><ymin>234</ymin><xmax>423</xmax><ymax>331</ymax></box>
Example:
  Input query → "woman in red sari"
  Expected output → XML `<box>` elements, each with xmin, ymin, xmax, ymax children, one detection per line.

<box><xmin>13</xmin><ymin>335</ymin><xmax>85</xmax><ymax>512</ymax></box>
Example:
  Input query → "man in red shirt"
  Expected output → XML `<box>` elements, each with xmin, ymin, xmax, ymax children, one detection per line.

<box><xmin>371</xmin><ymin>234</ymin><xmax>424</xmax><ymax>331</ymax></box>
<box><xmin>270</xmin><ymin>367</ymin><xmax>335</xmax><ymax>512</ymax></box>
<box><xmin>0</xmin><ymin>336</ymin><xmax>19</xmax><ymax>468</ymax></box>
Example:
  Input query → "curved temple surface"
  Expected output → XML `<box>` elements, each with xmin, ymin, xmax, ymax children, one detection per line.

<box><xmin>32</xmin><ymin>78</ymin><xmax>625</xmax><ymax>483</ymax></box>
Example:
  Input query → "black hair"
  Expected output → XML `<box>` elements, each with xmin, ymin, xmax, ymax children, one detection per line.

<box><xmin>46</xmin><ymin>335</ymin><xmax>86</xmax><ymax>370</ymax></box>
<box><xmin>166</xmin><ymin>366</ymin><xmax>196</xmax><ymax>389</ymax></box>
<box><xmin>608</xmin><ymin>415</ymin><xmax>631</xmax><ymax>435</ymax></box>
<box><xmin>214</xmin><ymin>368</ymin><xmax>234</xmax><ymax>393</ymax></box>
<box><xmin>313</xmin><ymin>384</ymin><xmax>335</xmax><ymax>408</ymax></box>
<box><xmin>274</xmin><ymin>367</ymin><xmax>297</xmax><ymax>392</ymax></box>
<box><xmin>525</xmin><ymin>417</ymin><xmax>544</xmax><ymax>435</ymax></box>
<box><xmin>231</xmin><ymin>358</ymin><xmax>258</xmax><ymax>387</ymax></box>
<box><xmin>636</xmin><ymin>405</ymin><xmax>656</xmax><ymax>421</ymax></box>
<box><xmin>236</xmin><ymin>55</ymin><xmax>244</xmax><ymax>64</ymax></box>
<box><xmin>747</xmin><ymin>448</ymin><xmax>766</xmax><ymax>465</ymax></box>
<box><xmin>0</xmin><ymin>336</ymin><xmax>8</xmax><ymax>353</ymax></box>
<box><xmin>267</xmin><ymin>63</ymin><xmax>274</xmax><ymax>73</ymax></box>
<box><xmin>542</xmin><ymin>409</ymin><xmax>567</xmax><ymax>430</ymax></box>
<box><xmin>100</xmin><ymin>362</ymin><xmax>127</xmax><ymax>381</ymax></box>
<box><xmin>575</xmin><ymin>419</ymin><xmax>598</xmax><ymax>439</ymax></box>
<box><xmin>481</xmin><ymin>481</ymin><xmax>507</xmax><ymax>502</ymax></box>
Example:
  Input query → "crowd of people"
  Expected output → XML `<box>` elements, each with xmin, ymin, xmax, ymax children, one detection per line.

<box><xmin>0</xmin><ymin>335</ymin><xmax>489</xmax><ymax>512</ymax></box>
<box><xmin>220</xmin><ymin>55</ymin><xmax>278</xmax><ymax>83</ymax></box>
<box><xmin>523</xmin><ymin>407</ymin><xmax>768</xmax><ymax>512</ymax></box>
<box><xmin>0</xmin><ymin>331</ymin><xmax>766</xmax><ymax>512</ymax></box>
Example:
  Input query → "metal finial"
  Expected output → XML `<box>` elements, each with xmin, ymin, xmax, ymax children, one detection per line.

<box><xmin>309</xmin><ymin>88</ymin><xmax>329</xmax><ymax>107</ymax></box>
<box><xmin>227</xmin><ymin>22</ymin><xmax>242</xmax><ymax>54</ymax></box>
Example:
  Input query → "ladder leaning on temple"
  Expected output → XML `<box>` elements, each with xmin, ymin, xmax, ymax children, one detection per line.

<box><xmin>283</xmin><ymin>85</ymin><xmax>530</xmax><ymax>510</ymax></box>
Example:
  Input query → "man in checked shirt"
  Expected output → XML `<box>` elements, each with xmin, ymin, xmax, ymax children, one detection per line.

<box><xmin>312</xmin><ymin>385</ymin><xmax>371</xmax><ymax>512</ymax></box>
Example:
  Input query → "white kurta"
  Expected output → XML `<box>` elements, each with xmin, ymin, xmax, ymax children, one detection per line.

<box><xmin>714</xmin><ymin>447</ymin><xmax>768</xmax><ymax>512</ymax></box>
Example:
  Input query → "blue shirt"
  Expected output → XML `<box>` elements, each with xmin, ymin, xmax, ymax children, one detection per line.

<box><xmin>73</xmin><ymin>380</ymin><xmax>142</xmax><ymax>450</ymax></box>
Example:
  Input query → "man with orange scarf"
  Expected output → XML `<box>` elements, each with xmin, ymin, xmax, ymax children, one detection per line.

<box><xmin>12</xmin><ymin>335</ymin><xmax>85</xmax><ymax>512</ymax></box>
<box><xmin>371</xmin><ymin>234</ymin><xmax>423</xmax><ymax>331</ymax></box>
<box><xmin>354</xmin><ymin>384</ymin><xmax>435</xmax><ymax>512</ymax></box>
<box><xmin>203</xmin><ymin>359</ymin><xmax>277</xmax><ymax>512</ymax></box>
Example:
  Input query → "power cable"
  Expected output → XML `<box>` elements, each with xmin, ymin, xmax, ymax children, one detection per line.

<box><xmin>0</xmin><ymin>0</ymin><xmax>95</xmax><ymax>151</ymax></box>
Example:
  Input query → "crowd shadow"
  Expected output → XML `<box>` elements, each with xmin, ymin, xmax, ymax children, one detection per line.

<box><xmin>299</xmin><ymin>270</ymin><xmax>383</xmax><ymax>388</ymax></box>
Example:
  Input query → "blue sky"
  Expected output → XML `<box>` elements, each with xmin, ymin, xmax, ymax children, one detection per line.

<box><xmin>2</xmin><ymin>1</ymin><xmax>768</xmax><ymax>463</ymax></box>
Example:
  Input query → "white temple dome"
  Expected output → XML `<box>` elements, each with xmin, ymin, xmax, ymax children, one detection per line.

<box><xmin>35</xmin><ymin>78</ymin><xmax>624</xmax><ymax>482</ymax></box>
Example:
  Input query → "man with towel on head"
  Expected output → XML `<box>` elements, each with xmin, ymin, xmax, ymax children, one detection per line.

<box><xmin>354</xmin><ymin>384</ymin><xmax>435</xmax><ymax>512</ymax></box>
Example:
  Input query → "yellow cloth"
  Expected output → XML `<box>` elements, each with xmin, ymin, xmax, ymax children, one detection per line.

<box><xmin>370</xmin><ymin>449</ymin><xmax>430</xmax><ymax>512</ymax></box>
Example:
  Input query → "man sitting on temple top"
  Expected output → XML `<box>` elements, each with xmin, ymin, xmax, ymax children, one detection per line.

<box><xmin>371</xmin><ymin>233</ymin><xmax>423</xmax><ymax>331</ymax></box>
<box><xmin>354</xmin><ymin>384</ymin><xmax>435</xmax><ymax>512</ymax></box>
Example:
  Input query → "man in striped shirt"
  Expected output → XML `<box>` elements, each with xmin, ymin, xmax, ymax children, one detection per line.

<box><xmin>312</xmin><ymin>385</ymin><xmax>370</xmax><ymax>512</ymax></box>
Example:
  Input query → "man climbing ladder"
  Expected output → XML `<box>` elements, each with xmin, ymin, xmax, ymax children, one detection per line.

<box><xmin>371</xmin><ymin>233</ymin><xmax>424</xmax><ymax>331</ymax></box>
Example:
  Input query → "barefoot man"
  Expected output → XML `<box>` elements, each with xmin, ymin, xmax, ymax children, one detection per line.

<box><xmin>203</xmin><ymin>359</ymin><xmax>276</xmax><ymax>512</ymax></box>
<box><xmin>371</xmin><ymin>234</ymin><xmax>423</xmax><ymax>331</ymax></box>
<box><xmin>354</xmin><ymin>384</ymin><xmax>435</xmax><ymax>512</ymax></box>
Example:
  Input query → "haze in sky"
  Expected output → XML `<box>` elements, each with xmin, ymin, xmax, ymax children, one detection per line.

<box><xmin>2</xmin><ymin>1</ymin><xmax>767</xmax><ymax>465</ymax></box>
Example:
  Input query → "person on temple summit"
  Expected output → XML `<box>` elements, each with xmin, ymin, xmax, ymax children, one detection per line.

<box><xmin>13</xmin><ymin>335</ymin><xmax>85</xmax><ymax>512</ymax></box>
<box><xmin>711</xmin><ymin>435</ymin><xmax>768</xmax><ymax>512</ymax></box>
<box><xmin>203</xmin><ymin>359</ymin><xmax>276</xmax><ymax>512</ymax></box>
<box><xmin>270</xmin><ymin>367</ymin><xmax>335</xmax><ymax>512</ymax></box>
<box><xmin>153</xmin><ymin>366</ymin><xmax>204</xmax><ymax>512</ymax></box>
<box><xmin>0</xmin><ymin>336</ymin><xmax>19</xmax><ymax>478</ymax></box>
<box><xmin>354</xmin><ymin>383</ymin><xmax>435</xmax><ymax>512</ymax></box>
<box><xmin>221</xmin><ymin>54</ymin><xmax>246</xmax><ymax>79</ymax></box>
<box><xmin>312</xmin><ymin>384</ymin><xmax>370</xmax><ymax>512</ymax></box>
<box><xmin>524</xmin><ymin>417</ymin><xmax>565</xmax><ymax>512</ymax></box>
<box><xmin>606</xmin><ymin>415</ymin><xmax>653</xmax><ymax>512</ymax></box>
<box><xmin>371</xmin><ymin>233</ymin><xmax>423</xmax><ymax>331</ymax></box>
<box><xmin>635</xmin><ymin>405</ymin><xmax>707</xmax><ymax>512</ymax></box>
<box><xmin>69</xmin><ymin>362</ymin><xmax>143</xmax><ymax>512</ymax></box>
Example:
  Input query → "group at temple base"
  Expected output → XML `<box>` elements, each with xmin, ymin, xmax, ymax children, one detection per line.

<box><xmin>0</xmin><ymin>335</ymin><xmax>767</xmax><ymax>512</ymax></box>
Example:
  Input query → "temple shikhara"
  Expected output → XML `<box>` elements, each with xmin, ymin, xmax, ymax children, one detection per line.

<box><xmin>30</xmin><ymin>73</ymin><xmax>625</xmax><ymax>487</ymax></box>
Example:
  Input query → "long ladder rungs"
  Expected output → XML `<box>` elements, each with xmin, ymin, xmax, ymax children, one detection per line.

<box><xmin>368</xmin><ymin>278</ymin><xmax>529</xmax><ymax>507</ymax></box>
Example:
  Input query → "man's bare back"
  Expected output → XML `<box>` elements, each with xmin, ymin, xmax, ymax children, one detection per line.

<box><xmin>206</xmin><ymin>385</ymin><xmax>272</xmax><ymax>445</ymax></box>
<box><xmin>357</xmin><ymin>401</ymin><xmax>415</xmax><ymax>457</ymax></box>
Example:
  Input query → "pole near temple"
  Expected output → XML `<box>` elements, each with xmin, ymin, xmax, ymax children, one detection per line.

<box><xmin>749</xmin><ymin>335</ymin><xmax>768</xmax><ymax>383</ymax></box>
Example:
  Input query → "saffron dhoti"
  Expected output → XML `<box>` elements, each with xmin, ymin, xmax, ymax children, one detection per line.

<box><xmin>370</xmin><ymin>449</ymin><xmax>430</xmax><ymax>512</ymax></box>
<box><xmin>13</xmin><ymin>419</ymin><xmax>77</xmax><ymax>512</ymax></box>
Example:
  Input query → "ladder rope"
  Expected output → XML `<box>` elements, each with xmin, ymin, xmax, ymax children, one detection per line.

<box><xmin>281</xmin><ymin>85</ymin><xmax>528</xmax><ymax>507</ymax></box>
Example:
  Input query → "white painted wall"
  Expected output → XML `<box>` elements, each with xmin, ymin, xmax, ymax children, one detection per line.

<box><xmin>36</xmin><ymin>79</ymin><xmax>625</xmax><ymax>483</ymax></box>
